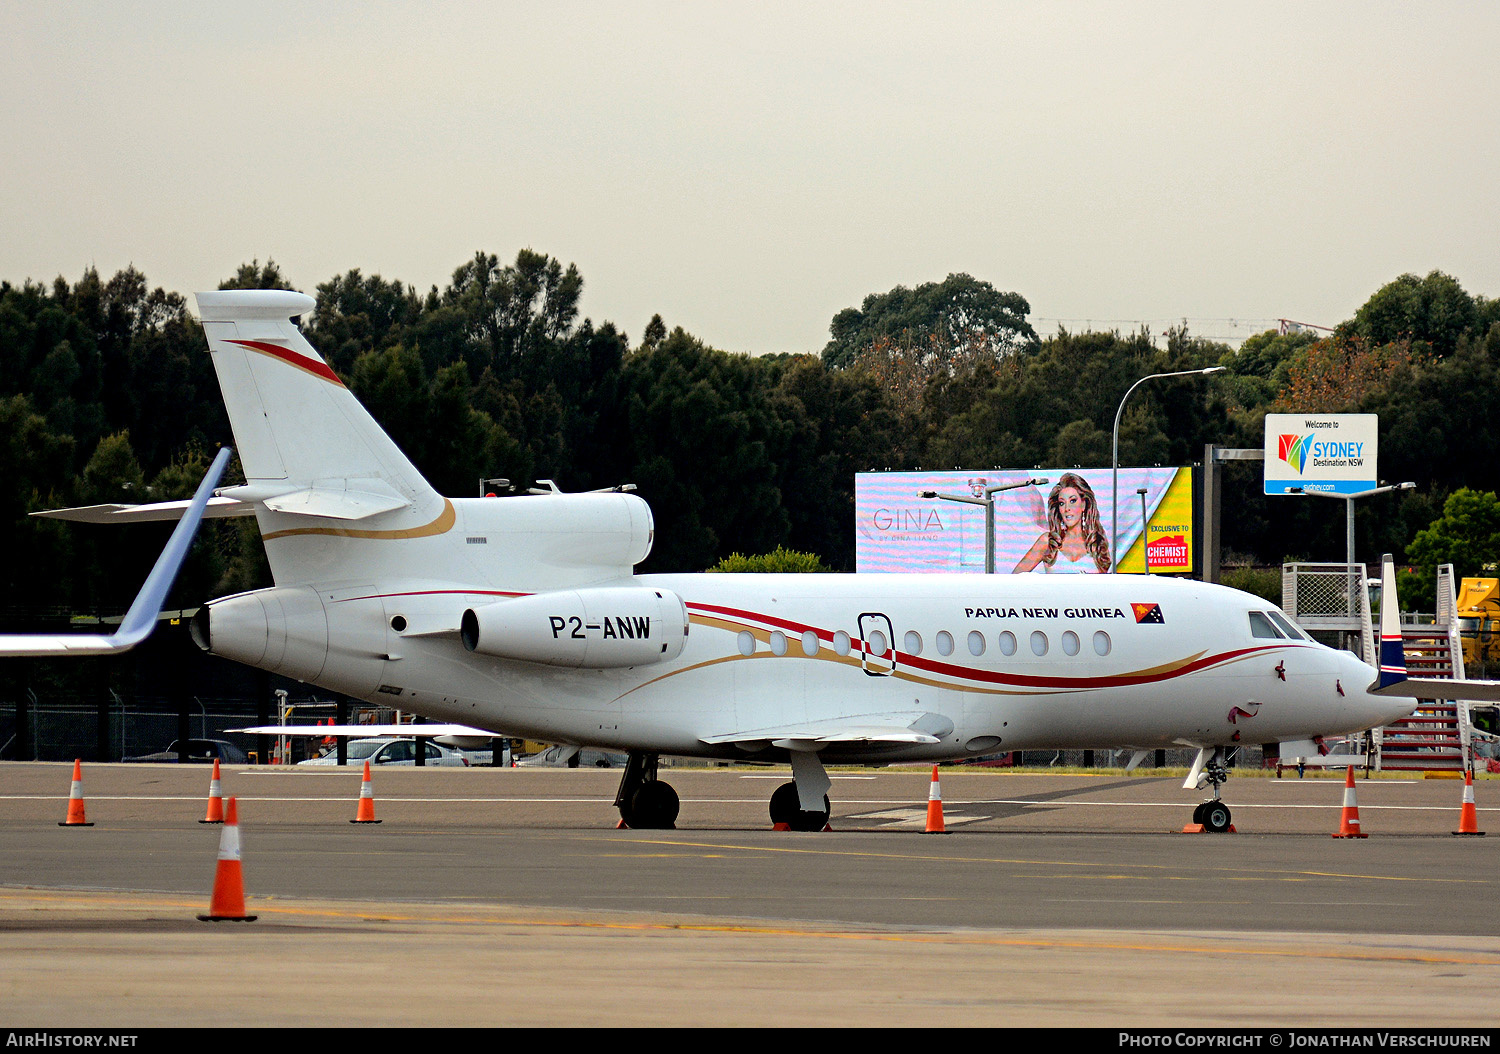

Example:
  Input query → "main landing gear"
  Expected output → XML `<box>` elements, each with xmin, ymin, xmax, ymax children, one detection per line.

<box><xmin>614</xmin><ymin>752</ymin><xmax>679</xmax><ymax>830</ymax></box>
<box><xmin>768</xmin><ymin>749</ymin><xmax>833</xmax><ymax>831</ymax></box>
<box><xmin>614</xmin><ymin>748</ymin><xmax>837</xmax><ymax>832</ymax></box>
<box><xmin>1185</xmin><ymin>746</ymin><xmax>1234</xmax><ymax>833</ymax></box>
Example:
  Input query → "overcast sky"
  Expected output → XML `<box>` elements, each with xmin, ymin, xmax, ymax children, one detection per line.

<box><xmin>4</xmin><ymin>1</ymin><xmax>1497</xmax><ymax>352</ymax></box>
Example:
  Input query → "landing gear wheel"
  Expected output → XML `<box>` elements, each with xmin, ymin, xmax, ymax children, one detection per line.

<box><xmin>791</xmin><ymin>798</ymin><xmax>831</xmax><ymax>832</ymax></box>
<box><xmin>1201</xmin><ymin>801</ymin><xmax>1232</xmax><ymax>833</ymax></box>
<box><xmin>624</xmin><ymin>780</ymin><xmax>679</xmax><ymax>830</ymax></box>
<box><xmin>1192</xmin><ymin>802</ymin><xmax>1209</xmax><ymax>826</ymax></box>
<box><xmin>769</xmin><ymin>781</ymin><xmax>829</xmax><ymax>831</ymax></box>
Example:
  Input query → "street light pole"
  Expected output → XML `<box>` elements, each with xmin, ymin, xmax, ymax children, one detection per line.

<box><xmin>1137</xmin><ymin>487</ymin><xmax>1150</xmax><ymax>573</ymax></box>
<box><xmin>1291</xmin><ymin>481</ymin><xmax>1416</xmax><ymax>651</ymax></box>
<box><xmin>921</xmin><ymin>478</ymin><xmax>1050</xmax><ymax>573</ymax></box>
<box><xmin>1289</xmin><ymin>482</ymin><xmax>1416</xmax><ymax>568</ymax></box>
<box><xmin>1111</xmin><ymin>366</ymin><xmax>1225</xmax><ymax>573</ymax></box>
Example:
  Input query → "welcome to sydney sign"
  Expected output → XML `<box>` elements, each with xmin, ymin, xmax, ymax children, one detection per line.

<box><xmin>1264</xmin><ymin>413</ymin><xmax>1378</xmax><ymax>496</ymax></box>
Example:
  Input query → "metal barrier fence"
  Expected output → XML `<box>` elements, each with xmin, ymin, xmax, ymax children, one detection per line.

<box><xmin>0</xmin><ymin>697</ymin><xmax>267</xmax><ymax>763</ymax></box>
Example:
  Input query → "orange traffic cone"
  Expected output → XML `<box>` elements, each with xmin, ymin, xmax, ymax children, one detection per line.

<box><xmin>58</xmin><ymin>759</ymin><xmax>93</xmax><ymax>827</ymax></box>
<box><xmin>1332</xmin><ymin>766</ymin><xmax>1368</xmax><ymax>838</ymax></box>
<box><xmin>198</xmin><ymin>797</ymin><xmax>256</xmax><ymax>921</ymax></box>
<box><xmin>1454</xmin><ymin>769</ymin><xmax>1485</xmax><ymax>836</ymax></box>
<box><xmin>199</xmin><ymin>758</ymin><xmax>225</xmax><ymax>824</ymax></box>
<box><xmin>350</xmin><ymin>760</ymin><xmax>381</xmax><ymax>824</ymax></box>
<box><xmin>925</xmin><ymin>765</ymin><xmax>946</xmax><ymax>833</ymax></box>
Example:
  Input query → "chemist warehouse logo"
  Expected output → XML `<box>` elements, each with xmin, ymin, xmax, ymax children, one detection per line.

<box><xmin>1277</xmin><ymin>433</ymin><xmax>1311</xmax><ymax>474</ymax></box>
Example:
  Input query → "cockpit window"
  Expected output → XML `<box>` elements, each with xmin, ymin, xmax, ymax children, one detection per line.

<box><xmin>1265</xmin><ymin>610</ymin><xmax>1307</xmax><ymax>641</ymax></box>
<box><xmin>1248</xmin><ymin>611</ymin><xmax>1284</xmax><ymax>639</ymax></box>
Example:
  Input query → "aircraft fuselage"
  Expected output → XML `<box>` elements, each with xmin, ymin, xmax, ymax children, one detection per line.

<box><xmin>197</xmin><ymin>565</ymin><xmax>1397</xmax><ymax>764</ymax></box>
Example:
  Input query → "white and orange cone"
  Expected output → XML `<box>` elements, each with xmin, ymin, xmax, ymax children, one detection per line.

<box><xmin>924</xmin><ymin>765</ymin><xmax>946</xmax><ymax>834</ymax></box>
<box><xmin>198</xmin><ymin>797</ymin><xmax>256</xmax><ymax>922</ymax></box>
<box><xmin>1454</xmin><ymin>769</ymin><xmax>1484</xmax><ymax>836</ymax></box>
<box><xmin>199</xmin><ymin>758</ymin><xmax>225</xmax><ymax>824</ymax></box>
<box><xmin>58</xmin><ymin>759</ymin><xmax>93</xmax><ymax>827</ymax></box>
<box><xmin>351</xmin><ymin>760</ymin><xmax>381</xmax><ymax>824</ymax></box>
<box><xmin>1332</xmin><ymin>766</ymin><xmax>1368</xmax><ymax>838</ymax></box>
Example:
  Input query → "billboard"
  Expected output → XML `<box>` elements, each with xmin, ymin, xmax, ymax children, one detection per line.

<box><xmin>1263</xmin><ymin>413</ymin><xmax>1378</xmax><ymax>495</ymax></box>
<box><xmin>855</xmin><ymin>467</ymin><xmax>1195</xmax><ymax>574</ymax></box>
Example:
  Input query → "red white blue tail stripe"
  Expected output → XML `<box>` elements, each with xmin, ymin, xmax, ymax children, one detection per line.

<box><xmin>1377</xmin><ymin>554</ymin><xmax>1408</xmax><ymax>690</ymax></box>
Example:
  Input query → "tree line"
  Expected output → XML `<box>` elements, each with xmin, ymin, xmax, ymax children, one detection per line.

<box><xmin>2</xmin><ymin>254</ymin><xmax>1497</xmax><ymax>622</ymax></box>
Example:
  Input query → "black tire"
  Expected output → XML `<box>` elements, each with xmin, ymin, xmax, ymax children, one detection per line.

<box><xmin>1202</xmin><ymin>801</ymin><xmax>1232</xmax><ymax>833</ymax></box>
<box><xmin>629</xmin><ymin>780</ymin><xmax>679</xmax><ymax>830</ymax></box>
<box><xmin>1192</xmin><ymin>802</ymin><xmax>1208</xmax><ymax>825</ymax></box>
<box><xmin>769</xmin><ymin>782</ymin><xmax>831</xmax><ymax>831</ymax></box>
<box><xmin>769</xmin><ymin>782</ymin><xmax>801</xmax><ymax>826</ymax></box>
<box><xmin>790</xmin><ymin>796</ymin><xmax>831</xmax><ymax>832</ymax></box>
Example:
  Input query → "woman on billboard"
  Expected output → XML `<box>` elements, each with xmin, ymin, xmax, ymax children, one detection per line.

<box><xmin>1012</xmin><ymin>472</ymin><xmax>1112</xmax><ymax>574</ymax></box>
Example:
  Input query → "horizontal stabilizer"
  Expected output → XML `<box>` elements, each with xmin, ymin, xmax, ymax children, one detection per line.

<box><xmin>32</xmin><ymin>496</ymin><xmax>255</xmax><ymax>523</ymax></box>
<box><xmin>701</xmin><ymin>711</ymin><xmax>953</xmax><ymax>749</ymax></box>
<box><xmin>0</xmin><ymin>448</ymin><xmax>232</xmax><ymax>656</ymax></box>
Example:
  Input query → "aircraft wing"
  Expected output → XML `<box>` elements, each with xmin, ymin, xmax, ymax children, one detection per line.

<box><xmin>0</xmin><ymin>448</ymin><xmax>233</xmax><ymax>657</ymax></box>
<box><xmin>700</xmin><ymin>711</ymin><xmax>953</xmax><ymax>750</ymax></box>
<box><xmin>230</xmin><ymin>723</ymin><xmax>501</xmax><ymax>738</ymax></box>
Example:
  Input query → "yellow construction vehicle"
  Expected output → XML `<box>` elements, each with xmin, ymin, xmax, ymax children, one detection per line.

<box><xmin>1456</xmin><ymin>577</ymin><xmax>1500</xmax><ymax>674</ymax></box>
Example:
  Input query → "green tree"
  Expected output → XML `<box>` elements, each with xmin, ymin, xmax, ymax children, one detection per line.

<box><xmin>1406</xmin><ymin>489</ymin><xmax>1500</xmax><ymax>585</ymax></box>
<box><xmin>308</xmin><ymin>270</ymin><xmax>423</xmax><ymax>375</ymax></box>
<box><xmin>708</xmin><ymin>546</ymin><xmax>833</xmax><ymax>573</ymax></box>
<box><xmin>445</xmin><ymin>249</ymin><xmax>584</xmax><ymax>381</ymax></box>
<box><xmin>1347</xmin><ymin>271</ymin><xmax>1478</xmax><ymax>356</ymax></box>
<box><xmin>822</xmin><ymin>273</ymin><xmax>1035</xmax><ymax>369</ymax></box>
<box><xmin>219</xmin><ymin>259</ymin><xmax>293</xmax><ymax>291</ymax></box>
<box><xmin>613</xmin><ymin>328</ymin><xmax>792</xmax><ymax>571</ymax></box>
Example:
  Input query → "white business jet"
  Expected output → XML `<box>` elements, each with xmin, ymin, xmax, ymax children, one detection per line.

<box><xmin>7</xmin><ymin>290</ymin><xmax>1434</xmax><ymax>831</ymax></box>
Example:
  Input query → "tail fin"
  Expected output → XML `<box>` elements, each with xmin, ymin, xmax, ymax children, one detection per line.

<box><xmin>194</xmin><ymin>290</ymin><xmax>439</xmax><ymax>510</ymax></box>
<box><xmin>195</xmin><ymin>291</ymin><xmax>452</xmax><ymax>585</ymax></box>
<box><xmin>1377</xmin><ymin>553</ymin><xmax>1408</xmax><ymax>691</ymax></box>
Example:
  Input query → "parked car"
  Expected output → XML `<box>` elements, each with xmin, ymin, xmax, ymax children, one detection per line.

<box><xmin>122</xmin><ymin>738</ymin><xmax>249</xmax><ymax>764</ymax></box>
<box><xmin>296</xmin><ymin>737</ymin><xmax>470</xmax><ymax>767</ymax></box>
<box><xmin>515</xmin><ymin>745</ymin><xmax>627</xmax><ymax>769</ymax></box>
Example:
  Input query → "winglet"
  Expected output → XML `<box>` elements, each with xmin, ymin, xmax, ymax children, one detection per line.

<box><xmin>1375</xmin><ymin>553</ymin><xmax>1408</xmax><ymax>691</ymax></box>
<box><xmin>0</xmin><ymin>447</ymin><xmax>233</xmax><ymax>657</ymax></box>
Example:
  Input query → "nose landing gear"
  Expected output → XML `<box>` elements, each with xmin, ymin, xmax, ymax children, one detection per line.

<box><xmin>1185</xmin><ymin>746</ymin><xmax>1235</xmax><ymax>833</ymax></box>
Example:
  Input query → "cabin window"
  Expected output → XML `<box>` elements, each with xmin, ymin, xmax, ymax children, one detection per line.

<box><xmin>936</xmin><ymin>630</ymin><xmax>955</xmax><ymax>656</ymax></box>
<box><xmin>737</xmin><ymin>631</ymin><xmax>756</xmax><ymax>656</ymax></box>
<box><xmin>833</xmin><ymin>630</ymin><xmax>852</xmax><ymax>656</ymax></box>
<box><xmin>867</xmin><ymin>629</ymin><xmax>888</xmax><ymax>657</ymax></box>
<box><xmin>1061</xmin><ymin>630</ymin><xmax>1080</xmax><ymax>656</ymax></box>
<box><xmin>997</xmin><ymin>630</ymin><xmax>1017</xmax><ymax>656</ymax></box>
<box><xmin>1030</xmin><ymin>630</ymin><xmax>1049</xmax><ymax>656</ymax></box>
<box><xmin>968</xmin><ymin>630</ymin><xmax>986</xmax><ymax>656</ymax></box>
<box><xmin>769</xmin><ymin>630</ymin><xmax>788</xmax><ymax>656</ymax></box>
<box><xmin>1093</xmin><ymin>630</ymin><xmax>1111</xmax><ymax>656</ymax></box>
<box><xmin>1248</xmin><ymin>611</ymin><xmax>1284</xmax><ymax>639</ymax></box>
<box><xmin>801</xmin><ymin>630</ymin><xmax>820</xmax><ymax>656</ymax></box>
<box><xmin>904</xmin><ymin>630</ymin><xmax>922</xmax><ymax>656</ymax></box>
<box><xmin>1266</xmin><ymin>610</ymin><xmax>1307</xmax><ymax>641</ymax></box>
